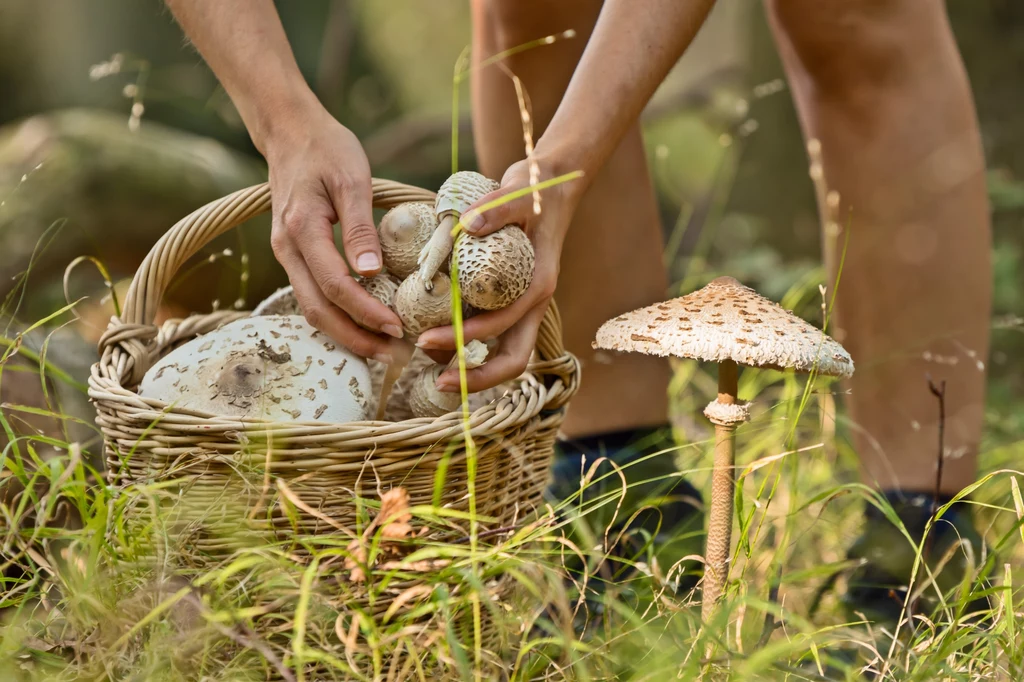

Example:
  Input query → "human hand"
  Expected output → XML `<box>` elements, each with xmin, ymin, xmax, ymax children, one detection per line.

<box><xmin>415</xmin><ymin>157</ymin><xmax>585</xmax><ymax>392</ymax></box>
<box><xmin>264</xmin><ymin>102</ymin><xmax>404</xmax><ymax>362</ymax></box>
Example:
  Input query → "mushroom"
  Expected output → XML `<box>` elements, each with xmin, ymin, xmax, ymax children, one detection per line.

<box><xmin>355</xmin><ymin>273</ymin><xmax>401</xmax><ymax>309</ymax></box>
<box><xmin>453</xmin><ymin>224</ymin><xmax>535</xmax><ymax>311</ymax></box>
<box><xmin>139</xmin><ymin>314</ymin><xmax>373</xmax><ymax>423</ymax></box>
<box><xmin>407</xmin><ymin>340</ymin><xmax>489</xmax><ymax>418</ymax></box>
<box><xmin>593</xmin><ymin>276</ymin><xmax>853</xmax><ymax>620</ymax></box>
<box><xmin>252</xmin><ymin>286</ymin><xmax>302</xmax><ymax>316</ymax></box>
<box><xmin>393</xmin><ymin>271</ymin><xmax>452</xmax><ymax>337</ymax></box>
<box><xmin>378</xmin><ymin>202</ymin><xmax>437</xmax><ymax>279</ymax></box>
<box><xmin>417</xmin><ymin>171</ymin><xmax>499</xmax><ymax>289</ymax></box>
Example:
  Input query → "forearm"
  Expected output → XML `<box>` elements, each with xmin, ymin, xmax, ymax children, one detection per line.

<box><xmin>165</xmin><ymin>0</ymin><xmax>320</xmax><ymax>154</ymax></box>
<box><xmin>535</xmin><ymin>0</ymin><xmax>716</xmax><ymax>182</ymax></box>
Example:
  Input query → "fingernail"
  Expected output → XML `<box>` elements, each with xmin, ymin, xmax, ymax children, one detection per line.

<box><xmin>357</xmin><ymin>252</ymin><xmax>380</xmax><ymax>272</ymax></box>
<box><xmin>415</xmin><ymin>337</ymin><xmax>437</xmax><ymax>350</ymax></box>
<box><xmin>382</xmin><ymin>324</ymin><xmax>403</xmax><ymax>339</ymax></box>
<box><xmin>435</xmin><ymin>379</ymin><xmax>457</xmax><ymax>392</ymax></box>
<box><xmin>373</xmin><ymin>352</ymin><xmax>393</xmax><ymax>364</ymax></box>
<box><xmin>466</xmin><ymin>212</ymin><xmax>485</xmax><ymax>234</ymax></box>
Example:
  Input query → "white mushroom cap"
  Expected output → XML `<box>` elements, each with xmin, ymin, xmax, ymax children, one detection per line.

<box><xmin>252</xmin><ymin>286</ymin><xmax>302</xmax><ymax>316</ymax></box>
<box><xmin>435</xmin><ymin>171</ymin><xmax>499</xmax><ymax>219</ymax></box>
<box><xmin>378</xmin><ymin>202</ymin><xmax>437</xmax><ymax>279</ymax></box>
<box><xmin>393</xmin><ymin>271</ymin><xmax>452</xmax><ymax>337</ymax></box>
<box><xmin>139</xmin><ymin>315</ymin><xmax>372</xmax><ymax>422</ymax></box>
<box><xmin>593</xmin><ymin>276</ymin><xmax>854</xmax><ymax>377</ymax></box>
<box><xmin>454</xmin><ymin>225</ymin><xmax>534</xmax><ymax>311</ymax></box>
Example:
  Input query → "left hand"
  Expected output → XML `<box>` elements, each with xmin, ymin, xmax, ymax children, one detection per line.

<box><xmin>414</xmin><ymin>157</ymin><xmax>585</xmax><ymax>393</ymax></box>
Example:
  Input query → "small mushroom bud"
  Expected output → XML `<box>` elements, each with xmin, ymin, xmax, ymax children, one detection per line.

<box><xmin>393</xmin><ymin>271</ymin><xmax>452</xmax><ymax>337</ymax></box>
<box><xmin>417</xmin><ymin>171</ymin><xmax>499</xmax><ymax>288</ymax></box>
<box><xmin>139</xmin><ymin>315</ymin><xmax>372</xmax><ymax>423</ymax></box>
<box><xmin>454</xmin><ymin>225</ymin><xmax>535</xmax><ymax>311</ymax></box>
<box><xmin>378</xmin><ymin>202</ymin><xmax>437</xmax><ymax>279</ymax></box>
<box><xmin>355</xmin><ymin>273</ymin><xmax>401</xmax><ymax>309</ymax></box>
<box><xmin>407</xmin><ymin>340</ymin><xmax>489</xmax><ymax>418</ymax></box>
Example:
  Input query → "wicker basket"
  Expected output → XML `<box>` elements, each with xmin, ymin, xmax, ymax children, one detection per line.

<box><xmin>89</xmin><ymin>177</ymin><xmax>578</xmax><ymax>533</ymax></box>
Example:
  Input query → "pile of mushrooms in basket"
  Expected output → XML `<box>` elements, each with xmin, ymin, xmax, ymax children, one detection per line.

<box><xmin>138</xmin><ymin>170</ymin><xmax>533</xmax><ymax>423</ymax></box>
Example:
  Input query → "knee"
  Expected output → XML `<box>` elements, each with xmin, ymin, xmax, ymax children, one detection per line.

<box><xmin>769</xmin><ymin>0</ymin><xmax>931</xmax><ymax>94</ymax></box>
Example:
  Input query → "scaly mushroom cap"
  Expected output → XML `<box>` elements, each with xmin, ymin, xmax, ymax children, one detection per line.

<box><xmin>454</xmin><ymin>225</ymin><xmax>535</xmax><ymax>311</ymax></box>
<box><xmin>355</xmin><ymin>273</ymin><xmax>401</xmax><ymax>309</ymax></box>
<box><xmin>393</xmin><ymin>271</ymin><xmax>452</xmax><ymax>337</ymax></box>
<box><xmin>378</xmin><ymin>202</ymin><xmax>437</xmax><ymax>278</ymax></box>
<box><xmin>139</xmin><ymin>315</ymin><xmax>372</xmax><ymax>422</ymax></box>
<box><xmin>593</xmin><ymin>276</ymin><xmax>854</xmax><ymax>377</ymax></box>
<box><xmin>417</xmin><ymin>172</ymin><xmax>500</xmax><ymax>286</ymax></box>
<box><xmin>252</xmin><ymin>286</ymin><xmax>302</xmax><ymax>316</ymax></box>
<box><xmin>435</xmin><ymin>171</ymin><xmax>500</xmax><ymax>218</ymax></box>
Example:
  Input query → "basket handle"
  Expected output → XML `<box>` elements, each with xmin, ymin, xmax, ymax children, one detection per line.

<box><xmin>102</xmin><ymin>181</ymin><xmax>576</xmax><ymax>404</ymax></box>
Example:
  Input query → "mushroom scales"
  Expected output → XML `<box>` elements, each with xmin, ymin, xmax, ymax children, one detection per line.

<box><xmin>139</xmin><ymin>315</ymin><xmax>372</xmax><ymax>423</ymax></box>
<box><xmin>455</xmin><ymin>224</ymin><xmax>535</xmax><ymax>311</ymax></box>
<box><xmin>417</xmin><ymin>171</ymin><xmax>499</xmax><ymax>287</ymax></box>
<box><xmin>378</xmin><ymin>202</ymin><xmax>437</xmax><ymax>279</ymax></box>
<box><xmin>594</xmin><ymin>276</ymin><xmax>853</xmax><ymax>621</ymax></box>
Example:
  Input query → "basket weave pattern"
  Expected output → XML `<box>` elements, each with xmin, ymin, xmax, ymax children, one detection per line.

<box><xmin>88</xmin><ymin>180</ymin><xmax>580</xmax><ymax>557</ymax></box>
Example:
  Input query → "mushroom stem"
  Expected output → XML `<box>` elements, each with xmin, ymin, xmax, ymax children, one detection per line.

<box><xmin>417</xmin><ymin>215</ymin><xmax>457</xmax><ymax>288</ymax></box>
<box><xmin>375</xmin><ymin>340</ymin><xmax>415</xmax><ymax>421</ymax></box>
<box><xmin>702</xmin><ymin>358</ymin><xmax>740</xmax><ymax>623</ymax></box>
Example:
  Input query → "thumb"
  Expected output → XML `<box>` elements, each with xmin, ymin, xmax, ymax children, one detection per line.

<box><xmin>461</xmin><ymin>186</ymin><xmax>534</xmax><ymax>238</ymax></box>
<box><xmin>330</xmin><ymin>174</ymin><xmax>382</xmax><ymax>276</ymax></box>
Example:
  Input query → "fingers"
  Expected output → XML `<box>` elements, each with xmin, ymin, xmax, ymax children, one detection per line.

<box><xmin>271</xmin><ymin>230</ymin><xmax>394</xmax><ymax>362</ymax></box>
<box><xmin>327</xmin><ymin>171</ymin><xmax>382</xmax><ymax>277</ymax></box>
<box><xmin>462</xmin><ymin>186</ymin><xmax>534</xmax><ymax>238</ymax></box>
<box><xmin>434</xmin><ymin>303</ymin><xmax>547</xmax><ymax>393</ymax></box>
<box><xmin>279</xmin><ymin>198</ymin><xmax>403</xmax><ymax>338</ymax></box>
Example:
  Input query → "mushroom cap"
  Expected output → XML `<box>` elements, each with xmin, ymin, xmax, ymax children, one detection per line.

<box><xmin>407</xmin><ymin>364</ymin><xmax>460</xmax><ymax>418</ymax></box>
<box><xmin>139</xmin><ymin>315</ymin><xmax>372</xmax><ymax>422</ymax></box>
<box><xmin>393</xmin><ymin>271</ymin><xmax>453</xmax><ymax>337</ymax></box>
<box><xmin>252</xmin><ymin>286</ymin><xmax>302</xmax><ymax>316</ymax></box>
<box><xmin>378</xmin><ymin>202</ymin><xmax>437</xmax><ymax>278</ymax></box>
<box><xmin>356</xmin><ymin>273</ymin><xmax>401</xmax><ymax>309</ymax></box>
<box><xmin>593</xmin><ymin>276</ymin><xmax>854</xmax><ymax>377</ymax></box>
<box><xmin>435</xmin><ymin>171</ymin><xmax>499</xmax><ymax>218</ymax></box>
<box><xmin>454</xmin><ymin>225</ymin><xmax>535</xmax><ymax>311</ymax></box>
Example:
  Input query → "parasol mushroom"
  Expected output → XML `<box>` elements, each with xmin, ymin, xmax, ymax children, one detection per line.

<box><xmin>454</xmin><ymin>224</ymin><xmax>535</xmax><ymax>311</ymax></box>
<box><xmin>377</xmin><ymin>202</ymin><xmax>437</xmax><ymax>279</ymax></box>
<box><xmin>416</xmin><ymin>171</ymin><xmax>499</xmax><ymax>289</ymax></box>
<box><xmin>593</xmin><ymin>276</ymin><xmax>853</xmax><ymax>620</ymax></box>
<box><xmin>140</xmin><ymin>315</ymin><xmax>373</xmax><ymax>423</ymax></box>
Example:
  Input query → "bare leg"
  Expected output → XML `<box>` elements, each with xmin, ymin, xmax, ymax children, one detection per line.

<box><xmin>470</xmin><ymin>0</ymin><xmax>671</xmax><ymax>439</ymax></box>
<box><xmin>766</xmin><ymin>0</ymin><xmax>992</xmax><ymax>494</ymax></box>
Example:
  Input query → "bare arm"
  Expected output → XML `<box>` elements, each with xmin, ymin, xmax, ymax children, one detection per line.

<box><xmin>420</xmin><ymin>0</ymin><xmax>716</xmax><ymax>388</ymax></box>
<box><xmin>165</xmin><ymin>0</ymin><xmax>405</xmax><ymax>361</ymax></box>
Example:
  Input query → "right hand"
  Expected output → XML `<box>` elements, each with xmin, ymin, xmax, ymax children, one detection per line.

<box><xmin>263</xmin><ymin>102</ymin><xmax>405</xmax><ymax>363</ymax></box>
